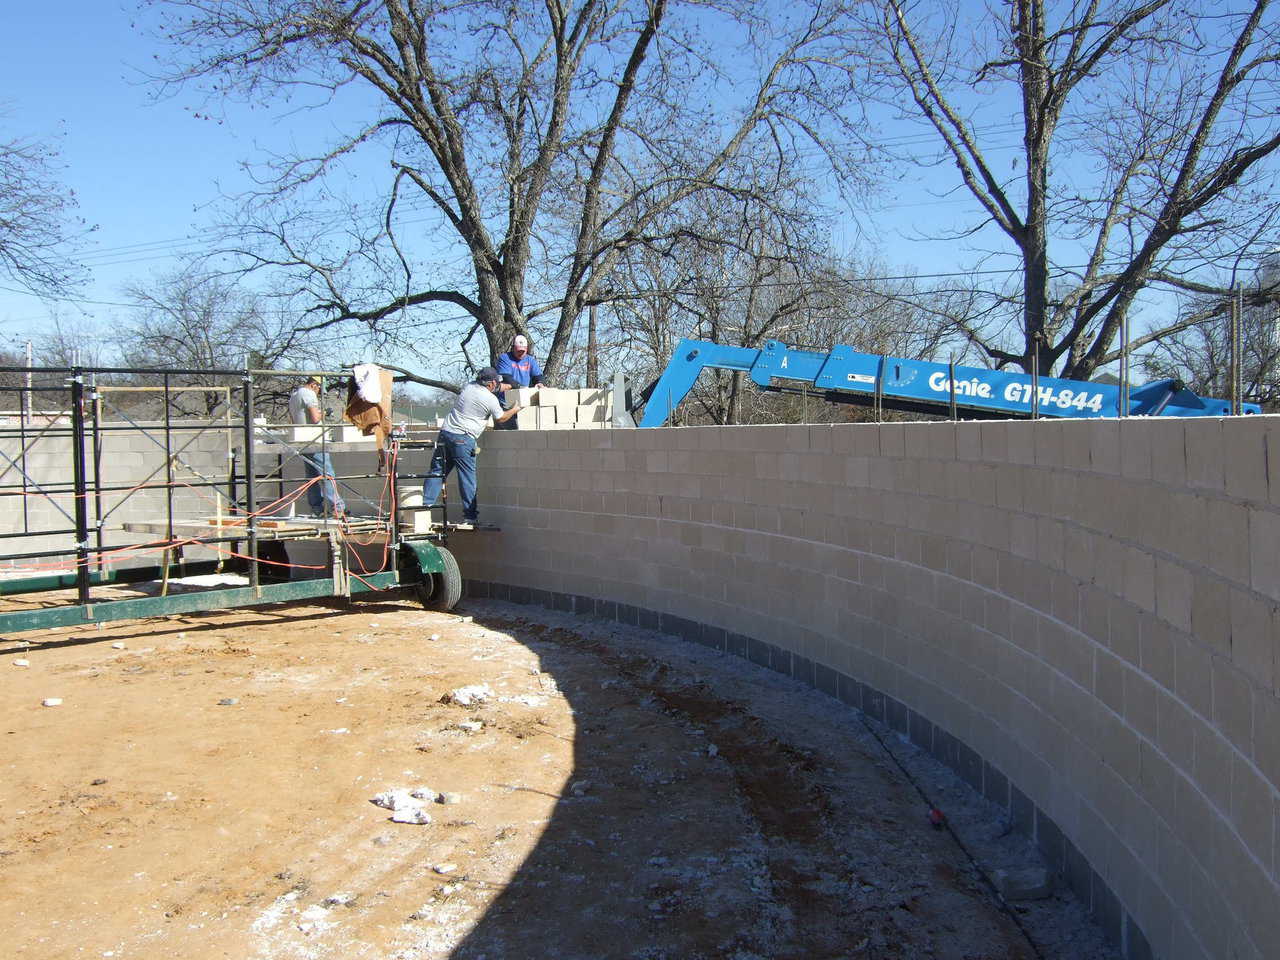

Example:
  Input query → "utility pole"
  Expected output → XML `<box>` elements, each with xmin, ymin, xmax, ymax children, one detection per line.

<box><xmin>1229</xmin><ymin>285</ymin><xmax>1243</xmax><ymax>416</ymax></box>
<box><xmin>587</xmin><ymin>304</ymin><xmax>598</xmax><ymax>387</ymax></box>
<box><xmin>25</xmin><ymin>339</ymin><xmax>33</xmax><ymax>425</ymax></box>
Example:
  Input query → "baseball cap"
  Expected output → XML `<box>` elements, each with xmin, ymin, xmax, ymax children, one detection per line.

<box><xmin>477</xmin><ymin>366</ymin><xmax>500</xmax><ymax>384</ymax></box>
<box><xmin>513</xmin><ymin>335</ymin><xmax>528</xmax><ymax>350</ymax></box>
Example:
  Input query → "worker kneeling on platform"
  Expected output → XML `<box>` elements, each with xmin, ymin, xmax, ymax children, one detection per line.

<box><xmin>423</xmin><ymin>367</ymin><xmax>522</xmax><ymax>529</ymax></box>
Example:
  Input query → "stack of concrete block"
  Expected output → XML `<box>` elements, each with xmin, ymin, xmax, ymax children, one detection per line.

<box><xmin>286</xmin><ymin>424</ymin><xmax>375</xmax><ymax>444</ymax></box>
<box><xmin>509</xmin><ymin>386</ymin><xmax>614</xmax><ymax>429</ymax></box>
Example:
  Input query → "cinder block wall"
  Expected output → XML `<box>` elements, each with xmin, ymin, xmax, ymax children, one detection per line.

<box><xmin>0</xmin><ymin>426</ymin><xmax>389</xmax><ymax>564</ymax></box>
<box><xmin>450</xmin><ymin>418</ymin><xmax>1280</xmax><ymax>960</ymax></box>
<box><xmin>0</xmin><ymin>423</ymin><xmax>237</xmax><ymax>564</ymax></box>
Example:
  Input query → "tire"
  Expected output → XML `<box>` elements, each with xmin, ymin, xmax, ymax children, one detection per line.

<box><xmin>414</xmin><ymin>545</ymin><xmax>463</xmax><ymax>611</ymax></box>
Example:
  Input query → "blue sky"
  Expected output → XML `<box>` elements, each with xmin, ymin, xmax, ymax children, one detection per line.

<box><xmin>0</xmin><ymin>3</ymin><xmax>321</xmax><ymax>338</ymax></box>
<box><xmin>0</xmin><ymin>3</ymin><xmax>1002</xmax><ymax>357</ymax></box>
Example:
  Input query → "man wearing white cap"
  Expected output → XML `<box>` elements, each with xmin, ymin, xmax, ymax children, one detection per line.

<box><xmin>494</xmin><ymin>334</ymin><xmax>545</xmax><ymax>429</ymax></box>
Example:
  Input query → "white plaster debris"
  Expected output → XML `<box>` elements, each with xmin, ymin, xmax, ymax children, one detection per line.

<box><xmin>497</xmin><ymin>694</ymin><xmax>546</xmax><ymax>707</ymax></box>
<box><xmin>442</xmin><ymin>683</ymin><xmax>493</xmax><ymax>706</ymax></box>
<box><xmin>428</xmin><ymin>633</ymin><xmax>441</xmax><ymax>642</ymax></box>
<box><xmin>391</xmin><ymin>806</ymin><xmax>433</xmax><ymax>824</ymax></box>
<box><xmin>371</xmin><ymin>789</ymin><xmax>417</xmax><ymax>810</ymax></box>
<box><xmin>13</xmin><ymin>658</ymin><xmax>29</xmax><ymax>667</ymax></box>
<box><xmin>433</xmin><ymin>863</ymin><xmax>458</xmax><ymax>875</ymax></box>
<box><xmin>41</xmin><ymin>697</ymin><xmax>62</xmax><ymax>707</ymax></box>
<box><xmin>217</xmin><ymin>697</ymin><xmax>238</xmax><ymax>706</ymax></box>
<box><xmin>437</xmin><ymin>792</ymin><xmax>462</xmax><ymax>805</ymax></box>
<box><xmin>326</xmin><ymin>728</ymin><xmax>350</xmax><ymax>734</ymax></box>
<box><xmin>323</xmin><ymin>892</ymin><xmax>356</xmax><ymax>908</ymax></box>
<box><xmin>570</xmin><ymin>780</ymin><xmax>592</xmax><ymax>797</ymax></box>
<box><xmin>110</xmin><ymin>642</ymin><xmax>126</xmax><ymax>650</ymax></box>
<box><xmin>372</xmin><ymin>787</ymin><xmax>439</xmax><ymax>823</ymax></box>
<box><xmin>707</xmin><ymin>743</ymin><xmax>719</xmax><ymax>757</ymax></box>
<box><xmin>455</xmin><ymin>720</ymin><xmax>484</xmax><ymax>733</ymax></box>
<box><xmin>297</xmin><ymin>903</ymin><xmax>334</xmax><ymax>935</ymax></box>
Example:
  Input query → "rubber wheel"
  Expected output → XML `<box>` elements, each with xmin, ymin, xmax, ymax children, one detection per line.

<box><xmin>414</xmin><ymin>545</ymin><xmax>462</xmax><ymax>611</ymax></box>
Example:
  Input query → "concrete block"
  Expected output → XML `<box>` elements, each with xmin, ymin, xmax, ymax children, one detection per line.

<box><xmin>1155</xmin><ymin>559</ymin><xmax>1193</xmax><ymax>633</ymax></box>
<box><xmin>575</xmin><ymin>405</ymin><xmax>607</xmax><ymax>423</ymax></box>
<box><xmin>879</xmin><ymin>423</ymin><xmax>905</xmax><ymax>458</ymax></box>
<box><xmin>1157</xmin><ymin>701</ymin><xmax>1192</xmax><ymax>783</ymax></box>
<box><xmin>1109</xmin><ymin>597</ymin><xmax>1141</xmax><ymax>665</ymax></box>
<box><xmin>1119</xmin><ymin>420</ymin><xmax>1154</xmax><ymax>481</ymax></box>
<box><xmin>1191</xmin><ymin>576</ymin><xmax>1232</xmax><ymax>657</ymax></box>
<box><xmin>1212</xmin><ymin>652</ymin><xmax>1255</xmax><ymax>749</ymax></box>
<box><xmin>533</xmin><ymin>387</ymin><xmax>576</xmax><ymax>407</ymax></box>
<box><xmin>1095</xmin><ymin>648</ymin><xmax>1126</xmax><ymax>715</ymax></box>
<box><xmin>995</xmin><ymin>866</ymin><xmax>1053</xmax><ymax>901</ymax></box>
<box><xmin>1249</xmin><ymin>508</ymin><xmax>1280</xmax><ymax>604</ymax></box>
<box><xmin>955</xmin><ymin>422</ymin><xmax>981</xmax><ymax>460</ymax></box>
<box><xmin>1229</xmin><ymin>588</ymin><xmax>1276</xmax><ymax>689</ymax></box>
<box><xmin>506</xmin><ymin>386</ymin><xmax>537</xmax><ymax>406</ymax></box>
<box><xmin>1124</xmin><ymin>666</ymin><xmax>1159</xmax><ymax>742</ymax></box>
<box><xmin>1175</xmin><ymin>633</ymin><xmax>1214</xmax><ymax>720</ymax></box>
<box><xmin>1267</xmin><ymin>419</ymin><xmax>1280</xmax><ymax>507</ymax></box>
<box><xmin>1230</xmin><ymin>752</ymin><xmax>1275</xmax><ymax>870</ymax></box>
<box><xmin>1224</xmin><ymin>418</ymin><xmax>1269</xmax><ymax>502</ymax></box>
<box><xmin>1193</xmin><ymin>715</ymin><xmax>1235</xmax><ymax>819</ymax></box>
<box><xmin>1254</xmin><ymin>691</ymin><xmax>1280</xmax><ymax>787</ymax></box>
<box><xmin>1148</xmin><ymin>419</ymin><xmax>1188</xmax><ymax>487</ymax></box>
<box><xmin>1206</xmin><ymin>498</ymin><xmax>1250</xmax><ymax>582</ymax></box>
<box><xmin>1123</xmin><ymin>546</ymin><xmax>1157</xmax><ymax>612</ymax></box>
<box><xmin>1089</xmin><ymin>420</ymin><xmax>1121</xmax><ymax>475</ymax></box>
<box><xmin>1184</xmin><ymin>419</ymin><xmax>1226</xmax><ymax>493</ymax></box>
<box><xmin>1138</xmin><ymin>613</ymin><xmax>1176</xmax><ymax>691</ymax></box>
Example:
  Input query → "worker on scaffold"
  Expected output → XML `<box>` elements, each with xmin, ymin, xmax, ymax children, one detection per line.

<box><xmin>289</xmin><ymin>376</ymin><xmax>347</xmax><ymax>520</ymax></box>
<box><xmin>494</xmin><ymin>334</ymin><xmax>544</xmax><ymax>429</ymax></box>
<box><xmin>422</xmin><ymin>367</ymin><xmax>522</xmax><ymax>529</ymax></box>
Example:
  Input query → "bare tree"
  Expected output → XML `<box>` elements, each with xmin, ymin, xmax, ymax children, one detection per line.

<box><xmin>143</xmin><ymin>0</ymin><xmax>871</xmax><ymax>381</ymax></box>
<box><xmin>1143</xmin><ymin>272</ymin><xmax>1280</xmax><ymax>410</ymax></box>
<box><xmin>868</xmin><ymin>0</ymin><xmax>1280</xmax><ymax>379</ymax></box>
<box><xmin>604</xmin><ymin>176</ymin><xmax>965</xmax><ymax>424</ymax></box>
<box><xmin>0</xmin><ymin>120</ymin><xmax>86</xmax><ymax>296</ymax></box>
<box><xmin>113</xmin><ymin>271</ymin><xmax>328</xmax><ymax>414</ymax></box>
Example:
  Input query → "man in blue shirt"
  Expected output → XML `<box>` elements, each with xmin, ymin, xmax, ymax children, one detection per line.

<box><xmin>494</xmin><ymin>335</ymin><xmax>544</xmax><ymax>429</ymax></box>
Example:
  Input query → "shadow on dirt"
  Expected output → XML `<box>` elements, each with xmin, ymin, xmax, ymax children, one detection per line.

<box><xmin>445</xmin><ymin>613</ymin><xmax>1037</xmax><ymax>960</ymax></box>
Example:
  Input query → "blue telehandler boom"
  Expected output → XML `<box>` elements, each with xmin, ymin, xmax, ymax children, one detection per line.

<box><xmin>637</xmin><ymin>339</ymin><xmax>1260</xmax><ymax>427</ymax></box>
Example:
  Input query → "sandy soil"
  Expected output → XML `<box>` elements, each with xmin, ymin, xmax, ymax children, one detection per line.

<box><xmin>0</xmin><ymin>591</ymin><xmax>1117</xmax><ymax>960</ymax></box>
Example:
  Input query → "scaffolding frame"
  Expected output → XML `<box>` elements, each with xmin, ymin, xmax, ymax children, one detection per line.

<box><xmin>0</xmin><ymin>364</ymin><xmax>458</xmax><ymax>634</ymax></box>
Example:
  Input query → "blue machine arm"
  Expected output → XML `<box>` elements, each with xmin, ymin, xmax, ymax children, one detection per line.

<box><xmin>638</xmin><ymin>338</ymin><xmax>1260</xmax><ymax>427</ymax></box>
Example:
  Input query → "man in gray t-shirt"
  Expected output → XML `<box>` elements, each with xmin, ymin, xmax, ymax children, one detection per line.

<box><xmin>422</xmin><ymin>367</ymin><xmax>522</xmax><ymax>526</ymax></box>
<box><xmin>289</xmin><ymin>376</ymin><xmax>346</xmax><ymax>518</ymax></box>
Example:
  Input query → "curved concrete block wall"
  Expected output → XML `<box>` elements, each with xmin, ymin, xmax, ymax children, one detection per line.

<box><xmin>448</xmin><ymin>417</ymin><xmax>1280</xmax><ymax>960</ymax></box>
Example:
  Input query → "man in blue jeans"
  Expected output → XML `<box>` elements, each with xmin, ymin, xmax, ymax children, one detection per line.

<box><xmin>289</xmin><ymin>376</ymin><xmax>346</xmax><ymax>519</ymax></box>
<box><xmin>422</xmin><ymin>367</ymin><xmax>523</xmax><ymax>528</ymax></box>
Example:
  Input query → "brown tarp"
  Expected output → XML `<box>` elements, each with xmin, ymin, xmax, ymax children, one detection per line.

<box><xmin>343</xmin><ymin>367</ymin><xmax>395</xmax><ymax>447</ymax></box>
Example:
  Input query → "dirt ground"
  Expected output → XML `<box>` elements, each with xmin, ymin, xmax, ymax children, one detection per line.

<box><xmin>0</xmin><ymin>588</ymin><xmax>1118</xmax><ymax>960</ymax></box>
